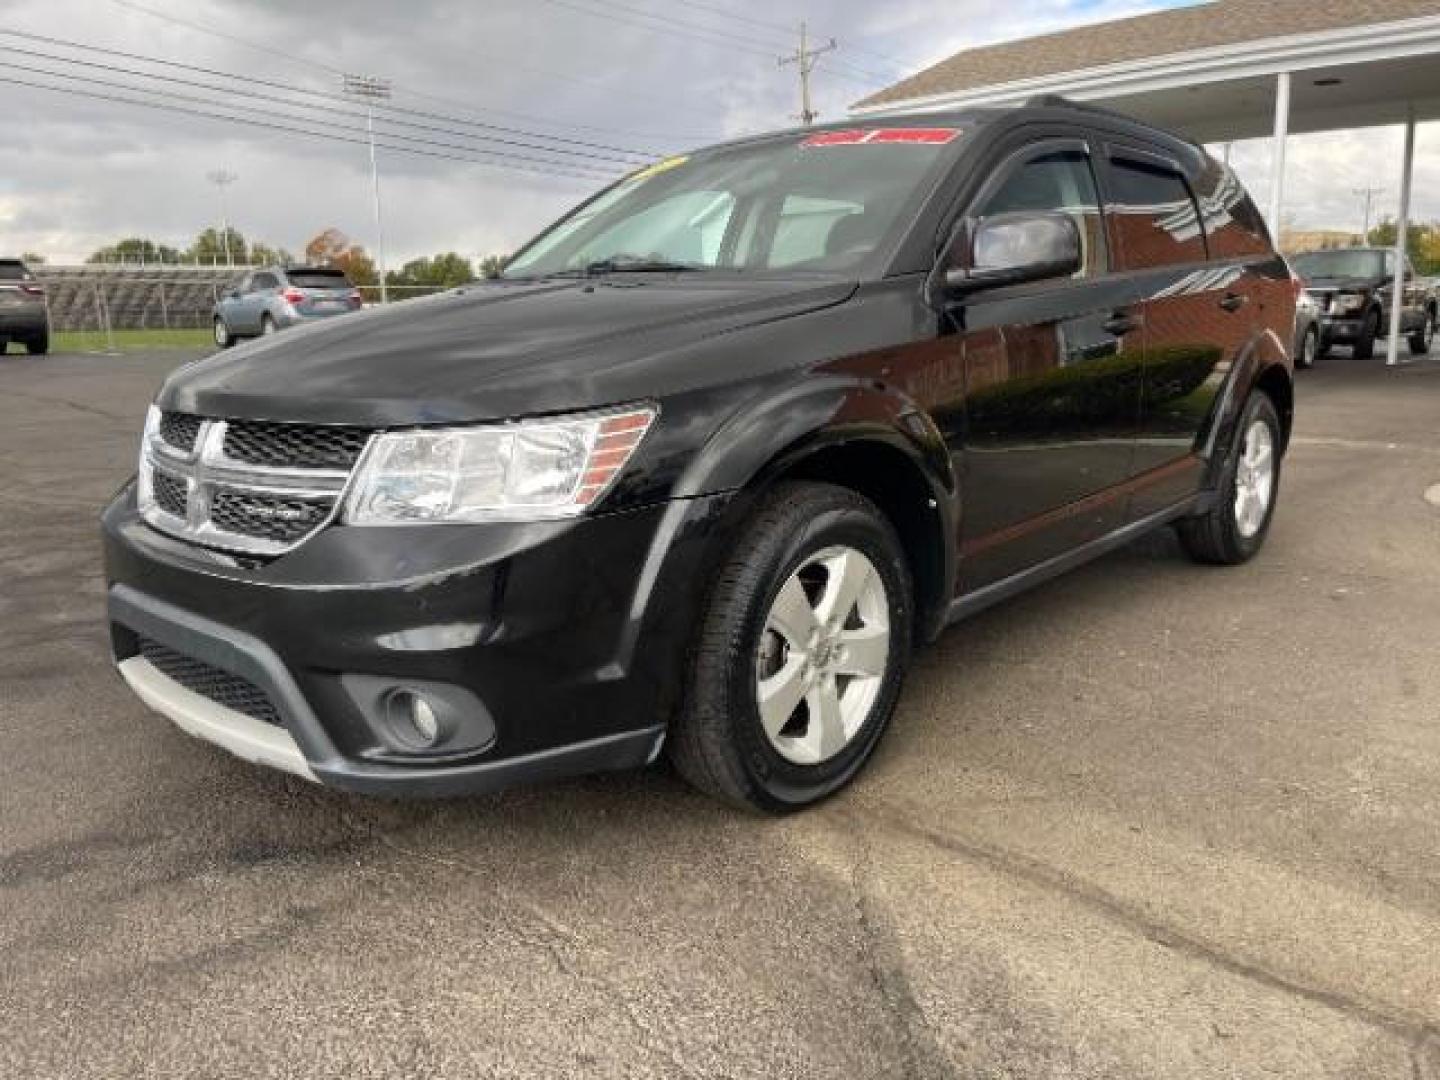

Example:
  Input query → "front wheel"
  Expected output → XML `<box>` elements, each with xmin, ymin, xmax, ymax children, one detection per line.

<box><xmin>1296</xmin><ymin>325</ymin><xmax>1318</xmax><ymax>369</ymax></box>
<box><xmin>669</xmin><ymin>482</ymin><xmax>914</xmax><ymax>812</ymax></box>
<box><xmin>1176</xmin><ymin>391</ymin><xmax>1282</xmax><ymax>565</ymax></box>
<box><xmin>1410</xmin><ymin>309</ymin><xmax>1435</xmax><ymax>356</ymax></box>
<box><xmin>1353</xmin><ymin>309</ymin><xmax>1380</xmax><ymax>360</ymax></box>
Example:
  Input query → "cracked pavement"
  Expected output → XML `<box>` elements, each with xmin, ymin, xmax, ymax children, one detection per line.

<box><xmin>2</xmin><ymin>347</ymin><xmax>1439</xmax><ymax>1078</ymax></box>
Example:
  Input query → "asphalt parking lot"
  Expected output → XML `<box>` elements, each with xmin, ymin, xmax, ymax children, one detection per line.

<box><xmin>3</xmin><ymin>344</ymin><xmax>1439</xmax><ymax>1079</ymax></box>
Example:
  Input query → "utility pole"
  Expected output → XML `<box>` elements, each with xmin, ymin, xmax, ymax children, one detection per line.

<box><xmin>1353</xmin><ymin>186</ymin><xmax>1385</xmax><ymax>242</ymax></box>
<box><xmin>343</xmin><ymin>73</ymin><xmax>392</xmax><ymax>303</ymax></box>
<box><xmin>206</xmin><ymin>169</ymin><xmax>238</xmax><ymax>267</ymax></box>
<box><xmin>778</xmin><ymin>21</ymin><xmax>836</xmax><ymax>126</ymax></box>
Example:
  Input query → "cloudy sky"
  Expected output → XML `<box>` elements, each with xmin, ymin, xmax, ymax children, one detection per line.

<box><xmin>1</xmin><ymin>0</ymin><xmax>1435</xmax><ymax>268</ymax></box>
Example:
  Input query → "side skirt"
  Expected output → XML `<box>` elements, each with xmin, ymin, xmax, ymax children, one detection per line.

<box><xmin>946</xmin><ymin>496</ymin><xmax>1203</xmax><ymax>626</ymax></box>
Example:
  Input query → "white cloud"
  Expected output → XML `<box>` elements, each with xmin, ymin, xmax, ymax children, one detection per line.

<box><xmin>2</xmin><ymin>0</ymin><xmax>1434</xmax><ymax>266</ymax></box>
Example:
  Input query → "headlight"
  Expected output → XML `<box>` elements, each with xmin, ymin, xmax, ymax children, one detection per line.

<box><xmin>1335</xmin><ymin>292</ymin><xmax>1367</xmax><ymax>314</ymax></box>
<box><xmin>343</xmin><ymin>405</ymin><xmax>656</xmax><ymax>525</ymax></box>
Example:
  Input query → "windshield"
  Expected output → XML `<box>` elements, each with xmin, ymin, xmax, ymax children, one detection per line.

<box><xmin>1293</xmin><ymin>250</ymin><xmax>1387</xmax><ymax>280</ymax></box>
<box><xmin>503</xmin><ymin>128</ymin><xmax>962</xmax><ymax>279</ymax></box>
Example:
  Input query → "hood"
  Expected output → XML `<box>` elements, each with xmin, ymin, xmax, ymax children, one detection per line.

<box><xmin>1301</xmin><ymin>275</ymin><xmax>1378</xmax><ymax>291</ymax></box>
<box><xmin>162</xmin><ymin>276</ymin><xmax>856</xmax><ymax>425</ymax></box>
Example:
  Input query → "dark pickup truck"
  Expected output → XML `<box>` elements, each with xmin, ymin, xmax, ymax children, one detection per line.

<box><xmin>1292</xmin><ymin>247</ymin><xmax>1436</xmax><ymax>359</ymax></box>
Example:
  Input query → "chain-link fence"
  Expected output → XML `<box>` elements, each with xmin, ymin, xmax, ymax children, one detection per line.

<box><xmin>36</xmin><ymin>266</ymin><xmax>454</xmax><ymax>336</ymax></box>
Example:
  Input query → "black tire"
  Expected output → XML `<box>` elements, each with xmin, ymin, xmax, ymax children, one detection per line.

<box><xmin>1176</xmin><ymin>391</ymin><xmax>1283</xmax><ymax>566</ymax></box>
<box><xmin>1295</xmin><ymin>325</ymin><xmax>1318</xmax><ymax>369</ymax></box>
<box><xmin>669</xmin><ymin>481</ymin><xmax>914</xmax><ymax>813</ymax></box>
<box><xmin>1353</xmin><ymin>309</ymin><xmax>1380</xmax><ymax>359</ymax></box>
<box><xmin>213</xmin><ymin>318</ymin><xmax>233</xmax><ymax>349</ymax></box>
<box><xmin>25</xmin><ymin>330</ymin><xmax>49</xmax><ymax>356</ymax></box>
<box><xmin>0</xmin><ymin>336</ymin><xmax>9</xmax><ymax>355</ymax></box>
<box><xmin>1409</xmin><ymin>309</ymin><xmax>1435</xmax><ymax>356</ymax></box>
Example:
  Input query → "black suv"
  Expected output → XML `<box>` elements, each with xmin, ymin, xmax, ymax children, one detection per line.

<box><xmin>1292</xmin><ymin>247</ymin><xmax>1437</xmax><ymax>359</ymax></box>
<box><xmin>104</xmin><ymin>99</ymin><xmax>1296</xmax><ymax>811</ymax></box>
<box><xmin>0</xmin><ymin>259</ymin><xmax>50</xmax><ymax>355</ymax></box>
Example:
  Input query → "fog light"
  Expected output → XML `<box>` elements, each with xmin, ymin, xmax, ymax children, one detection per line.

<box><xmin>387</xmin><ymin>688</ymin><xmax>443</xmax><ymax>747</ymax></box>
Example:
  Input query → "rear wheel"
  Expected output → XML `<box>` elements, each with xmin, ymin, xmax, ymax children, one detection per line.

<box><xmin>1177</xmin><ymin>391</ymin><xmax>1282</xmax><ymax>565</ymax></box>
<box><xmin>213</xmin><ymin>318</ymin><xmax>233</xmax><ymax>349</ymax></box>
<box><xmin>261</xmin><ymin>315</ymin><xmax>277</xmax><ymax>336</ymax></box>
<box><xmin>669</xmin><ymin>482</ymin><xmax>913</xmax><ymax>812</ymax></box>
<box><xmin>25</xmin><ymin>331</ymin><xmax>48</xmax><ymax>356</ymax></box>
<box><xmin>1410</xmin><ymin>309</ymin><xmax>1435</xmax><ymax>356</ymax></box>
<box><xmin>1296</xmin><ymin>325</ymin><xmax>1318</xmax><ymax>369</ymax></box>
<box><xmin>1353</xmin><ymin>309</ymin><xmax>1380</xmax><ymax>360</ymax></box>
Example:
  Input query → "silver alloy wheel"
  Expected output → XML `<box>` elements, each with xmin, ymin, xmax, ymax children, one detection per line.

<box><xmin>1425</xmin><ymin>314</ymin><xmax>1436</xmax><ymax>352</ymax></box>
<box><xmin>755</xmin><ymin>545</ymin><xmax>890</xmax><ymax>765</ymax></box>
<box><xmin>1234</xmin><ymin>419</ymin><xmax>1276</xmax><ymax>539</ymax></box>
<box><xmin>1302</xmin><ymin>328</ymin><xmax>1317</xmax><ymax>367</ymax></box>
<box><xmin>261</xmin><ymin>317</ymin><xmax>276</xmax><ymax>335</ymax></box>
<box><xmin>213</xmin><ymin>319</ymin><xmax>228</xmax><ymax>346</ymax></box>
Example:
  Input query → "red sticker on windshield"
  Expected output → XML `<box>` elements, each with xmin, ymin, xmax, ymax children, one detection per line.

<box><xmin>801</xmin><ymin>127</ymin><xmax>960</xmax><ymax>147</ymax></box>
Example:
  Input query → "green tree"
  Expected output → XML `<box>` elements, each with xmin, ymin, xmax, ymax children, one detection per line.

<box><xmin>1366</xmin><ymin>218</ymin><xmax>1440</xmax><ymax>275</ymax></box>
<box><xmin>248</xmin><ymin>242</ymin><xmax>295</xmax><ymax>267</ymax></box>
<box><xmin>386</xmin><ymin>252</ymin><xmax>477</xmax><ymax>292</ymax></box>
<box><xmin>20</xmin><ymin>251</ymin><xmax>45</xmax><ymax>265</ymax></box>
<box><xmin>189</xmin><ymin>227</ymin><xmax>248</xmax><ymax>265</ymax></box>
<box><xmin>479</xmin><ymin>253</ymin><xmax>510</xmax><ymax>279</ymax></box>
<box><xmin>86</xmin><ymin>237</ymin><xmax>182</xmax><ymax>264</ymax></box>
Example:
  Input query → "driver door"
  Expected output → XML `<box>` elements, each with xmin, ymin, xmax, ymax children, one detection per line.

<box><xmin>950</xmin><ymin>137</ymin><xmax>1142</xmax><ymax>590</ymax></box>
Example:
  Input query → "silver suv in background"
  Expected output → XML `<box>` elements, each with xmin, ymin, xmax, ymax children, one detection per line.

<box><xmin>0</xmin><ymin>259</ymin><xmax>49</xmax><ymax>355</ymax></box>
<box><xmin>212</xmin><ymin>266</ymin><xmax>362</xmax><ymax>347</ymax></box>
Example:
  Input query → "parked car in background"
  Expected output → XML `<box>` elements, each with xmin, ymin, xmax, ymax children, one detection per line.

<box><xmin>1293</xmin><ymin>285</ymin><xmax>1321</xmax><ymax>368</ymax></box>
<box><xmin>1292</xmin><ymin>248</ymin><xmax>1436</xmax><ymax>359</ymax></box>
<box><xmin>0</xmin><ymin>258</ymin><xmax>49</xmax><ymax>355</ymax></box>
<box><xmin>106</xmin><ymin>98</ymin><xmax>1296</xmax><ymax>812</ymax></box>
<box><xmin>212</xmin><ymin>265</ymin><xmax>361</xmax><ymax>347</ymax></box>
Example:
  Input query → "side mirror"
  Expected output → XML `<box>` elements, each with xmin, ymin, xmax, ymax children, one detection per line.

<box><xmin>943</xmin><ymin>211</ymin><xmax>1083</xmax><ymax>296</ymax></box>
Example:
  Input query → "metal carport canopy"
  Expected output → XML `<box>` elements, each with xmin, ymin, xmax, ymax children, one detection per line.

<box><xmin>851</xmin><ymin>1</ymin><xmax>1440</xmax><ymax>365</ymax></box>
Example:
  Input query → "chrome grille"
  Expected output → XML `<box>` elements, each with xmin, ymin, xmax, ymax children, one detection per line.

<box><xmin>159</xmin><ymin>411</ymin><xmax>202</xmax><ymax>453</ymax></box>
<box><xmin>209</xmin><ymin>487</ymin><xmax>334</xmax><ymax>545</ymax></box>
<box><xmin>223</xmin><ymin>420</ymin><xmax>370</xmax><ymax>470</ymax></box>
<box><xmin>152</xmin><ymin>468</ymin><xmax>189</xmax><ymax>518</ymax></box>
<box><xmin>138</xmin><ymin>636</ymin><xmax>282</xmax><ymax>726</ymax></box>
<box><xmin>139</xmin><ymin>411</ymin><xmax>370</xmax><ymax>556</ymax></box>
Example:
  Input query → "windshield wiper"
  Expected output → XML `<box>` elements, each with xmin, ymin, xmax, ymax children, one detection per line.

<box><xmin>582</xmin><ymin>255</ymin><xmax>707</xmax><ymax>276</ymax></box>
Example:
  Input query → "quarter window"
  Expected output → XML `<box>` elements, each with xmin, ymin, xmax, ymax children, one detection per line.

<box><xmin>1107</xmin><ymin>157</ymin><xmax>1207</xmax><ymax>269</ymax></box>
<box><xmin>978</xmin><ymin>149</ymin><xmax>1106</xmax><ymax>278</ymax></box>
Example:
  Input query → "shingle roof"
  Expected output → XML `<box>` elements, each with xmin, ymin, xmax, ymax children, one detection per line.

<box><xmin>856</xmin><ymin>0</ymin><xmax>1440</xmax><ymax>109</ymax></box>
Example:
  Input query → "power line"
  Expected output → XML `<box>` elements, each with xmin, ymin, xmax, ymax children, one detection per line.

<box><xmin>103</xmin><ymin>0</ymin><xmax>711</xmax><ymax>140</ymax></box>
<box><xmin>0</xmin><ymin>30</ymin><xmax>655</xmax><ymax>162</ymax></box>
<box><xmin>0</xmin><ymin>58</ymin><xmax>622</xmax><ymax>178</ymax></box>
<box><xmin>0</xmin><ymin>41</ymin><xmax>647</xmax><ymax>168</ymax></box>
<box><xmin>0</xmin><ymin>72</ymin><xmax>620</xmax><ymax>183</ymax></box>
<box><xmin>535</xmin><ymin>0</ymin><xmax>893</xmax><ymax>88</ymax></box>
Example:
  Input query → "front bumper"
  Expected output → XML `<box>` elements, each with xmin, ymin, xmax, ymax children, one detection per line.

<box><xmin>103</xmin><ymin>485</ymin><xmax>732</xmax><ymax>796</ymax></box>
<box><xmin>1318</xmin><ymin>315</ymin><xmax>1366</xmax><ymax>343</ymax></box>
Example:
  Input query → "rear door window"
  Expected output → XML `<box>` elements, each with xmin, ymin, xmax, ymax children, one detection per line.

<box><xmin>250</xmin><ymin>272</ymin><xmax>280</xmax><ymax>292</ymax></box>
<box><xmin>1105</xmin><ymin>155</ymin><xmax>1207</xmax><ymax>269</ymax></box>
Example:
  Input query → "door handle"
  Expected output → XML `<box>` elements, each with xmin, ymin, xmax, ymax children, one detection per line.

<box><xmin>1219</xmin><ymin>292</ymin><xmax>1249</xmax><ymax>313</ymax></box>
<box><xmin>1103</xmin><ymin>311</ymin><xmax>1140</xmax><ymax>337</ymax></box>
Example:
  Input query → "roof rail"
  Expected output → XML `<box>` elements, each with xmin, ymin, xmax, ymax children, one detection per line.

<box><xmin>1024</xmin><ymin>93</ymin><xmax>1130</xmax><ymax>120</ymax></box>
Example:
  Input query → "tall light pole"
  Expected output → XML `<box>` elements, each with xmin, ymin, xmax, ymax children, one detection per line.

<box><xmin>778</xmin><ymin>22</ymin><xmax>836</xmax><ymax>126</ymax></box>
<box><xmin>343</xmin><ymin>73</ymin><xmax>392</xmax><ymax>303</ymax></box>
<box><xmin>1353</xmin><ymin>186</ymin><xmax>1385</xmax><ymax>241</ymax></box>
<box><xmin>206</xmin><ymin>169</ymin><xmax>238</xmax><ymax>267</ymax></box>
